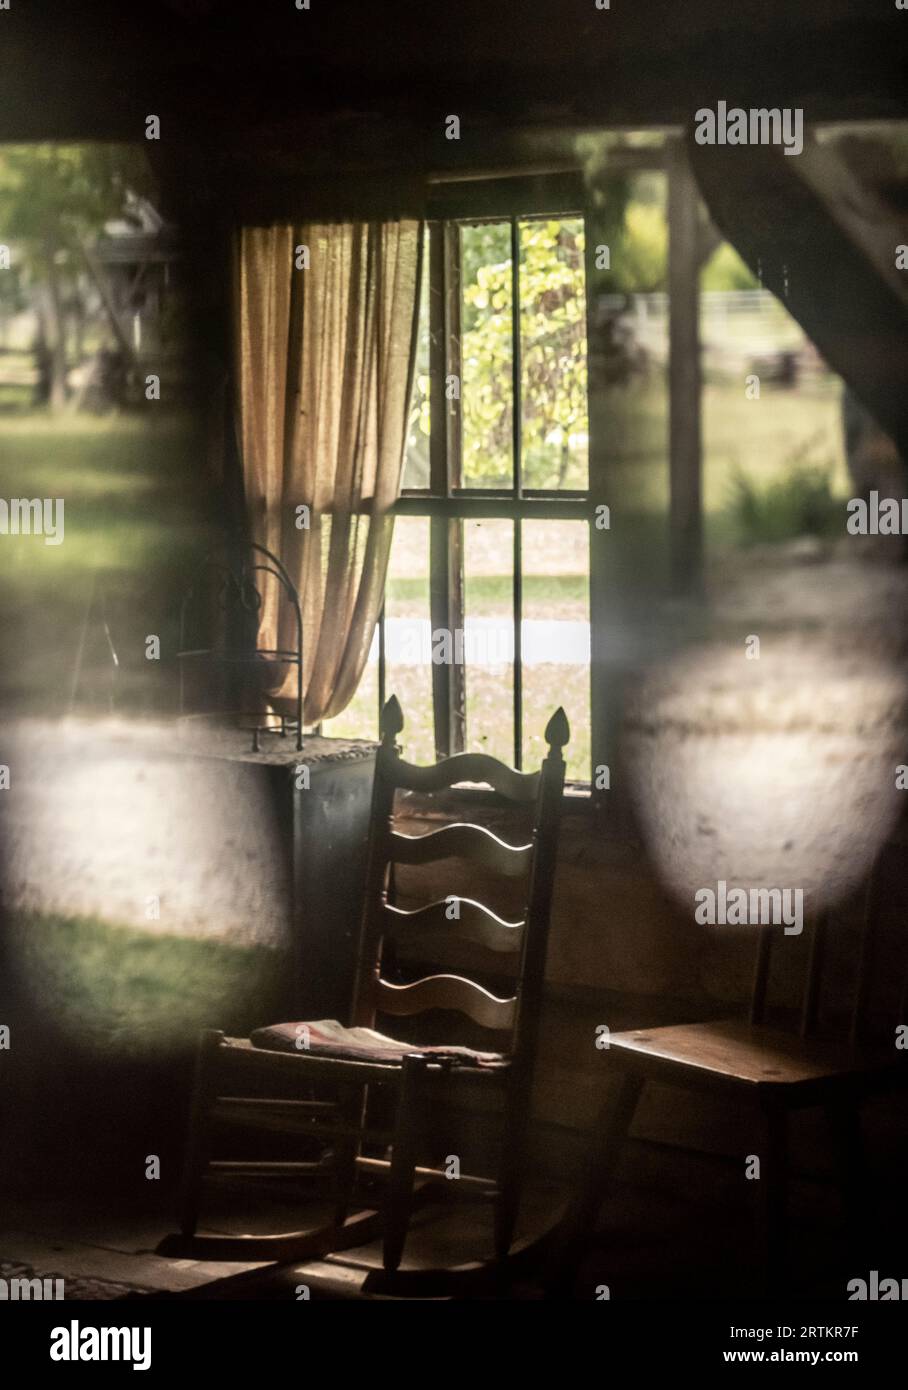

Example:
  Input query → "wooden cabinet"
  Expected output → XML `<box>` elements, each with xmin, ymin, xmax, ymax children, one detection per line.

<box><xmin>185</xmin><ymin>730</ymin><xmax>377</xmax><ymax>1021</ymax></box>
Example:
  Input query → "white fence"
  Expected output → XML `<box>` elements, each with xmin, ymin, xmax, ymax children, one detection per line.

<box><xmin>595</xmin><ymin>289</ymin><xmax>825</xmax><ymax>380</ymax></box>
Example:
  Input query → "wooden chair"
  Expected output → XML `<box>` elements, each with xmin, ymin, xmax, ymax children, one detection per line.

<box><xmin>179</xmin><ymin>695</ymin><xmax>569</xmax><ymax>1272</ymax></box>
<box><xmin>551</xmin><ymin>863</ymin><xmax>908</xmax><ymax>1294</ymax></box>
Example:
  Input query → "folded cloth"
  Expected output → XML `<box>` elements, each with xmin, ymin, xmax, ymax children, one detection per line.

<box><xmin>250</xmin><ymin>1019</ymin><xmax>505</xmax><ymax>1068</ymax></box>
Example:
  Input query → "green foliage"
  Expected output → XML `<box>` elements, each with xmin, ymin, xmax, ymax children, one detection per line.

<box><xmin>701</xmin><ymin>240</ymin><xmax>761</xmax><ymax>292</ymax></box>
<box><xmin>0</xmin><ymin>145</ymin><xmax>156</xmax><ymax>409</ymax></box>
<box><xmin>579</xmin><ymin>159</ymin><xmax>667</xmax><ymax>293</ymax></box>
<box><xmin>406</xmin><ymin>181</ymin><xmax>677</xmax><ymax>489</ymax></box>
<box><xmin>0</xmin><ymin>144</ymin><xmax>152</xmax><ymax>258</ymax></box>
<box><xmin>613</xmin><ymin>200</ymin><xmax>667</xmax><ymax>292</ymax></box>
<box><xmin>728</xmin><ymin>435</ymin><xmax>840</xmax><ymax>544</ymax></box>
<box><xmin>456</xmin><ymin>217</ymin><xmax>589</xmax><ymax>488</ymax></box>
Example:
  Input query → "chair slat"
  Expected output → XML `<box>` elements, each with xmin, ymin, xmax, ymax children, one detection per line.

<box><xmin>390</xmin><ymin>823</ymin><xmax>532</xmax><ymax>876</ymax></box>
<box><xmin>852</xmin><ymin>857</ymin><xmax>883</xmax><ymax>1046</ymax></box>
<box><xmin>799</xmin><ymin>915</ymin><xmax>826</xmax><ymax>1038</ymax></box>
<box><xmin>383</xmin><ymin>898</ymin><xmax>525</xmax><ymax>954</ymax></box>
<box><xmin>377</xmin><ymin>973</ymin><xmax>517</xmax><ymax>1031</ymax></box>
<box><xmin>750</xmin><ymin>926</ymin><xmax>773</xmax><ymax>1025</ymax></box>
<box><xmin>387</xmin><ymin>750</ymin><xmax>540</xmax><ymax>802</ymax></box>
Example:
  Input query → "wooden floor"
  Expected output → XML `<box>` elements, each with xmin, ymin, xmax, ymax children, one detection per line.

<box><xmin>0</xmin><ymin>1179</ymin><xmax>564</xmax><ymax>1300</ymax></box>
<box><xmin>3</xmin><ymin>1113</ymin><xmax>906</xmax><ymax>1300</ymax></box>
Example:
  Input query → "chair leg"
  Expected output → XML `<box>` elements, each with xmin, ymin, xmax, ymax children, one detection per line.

<box><xmin>494</xmin><ymin>1086</ymin><xmax>531</xmax><ymax>1261</ymax></box>
<box><xmin>333</xmin><ymin>1083</ymin><xmax>366</xmax><ymax>1226</ymax></box>
<box><xmin>179</xmin><ymin>1029</ymin><xmax>224</xmax><ymax>1238</ymax></box>
<box><xmin>546</xmin><ymin>1072</ymin><xmax>644</xmax><ymax>1295</ymax></box>
<box><xmin>755</xmin><ymin>1099</ymin><xmax>790</xmax><ymax>1297</ymax></box>
<box><xmin>382</xmin><ymin>1054</ymin><xmax>426</xmax><ymax>1274</ymax></box>
<box><xmin>825</xmin><ymin>1100</ymin><xmax>867</xmax><ymax>1266</ymax></box>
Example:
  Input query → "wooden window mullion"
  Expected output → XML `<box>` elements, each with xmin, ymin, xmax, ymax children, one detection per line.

<box><xmin>510</xmin><ymin>216</ymin><xmax>523</xmax><ymax>768</ymax></box>
<box><xmin>377</xmin><ymin>602</ymin><xmax>386</xmax><ymax>728</ymax></box>
<box><xmin>582</xmin><ymin>203</ymin><xmax>610</xmax><ymax>806</ymax></box>
<box><xmin>447</xmin><ymin>224</ymin><xmax>466</xmax><ymax>753</ymax></box>
<box><xmin>428</xmin><ymin>221</ymin><xmax>466</xmax><ymax>757</ymax></box>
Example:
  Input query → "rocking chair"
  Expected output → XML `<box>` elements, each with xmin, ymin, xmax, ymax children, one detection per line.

<box><xmin>178</xmin><ymin>695</ymin><xmax>569</xmax><ymax>1273</ymax></box>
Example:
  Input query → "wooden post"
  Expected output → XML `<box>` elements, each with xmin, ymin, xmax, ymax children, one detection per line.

<box><xmin>667</xmin><ymin>137</ymin><xmax>703</xmax><ymax>593</ymax></box>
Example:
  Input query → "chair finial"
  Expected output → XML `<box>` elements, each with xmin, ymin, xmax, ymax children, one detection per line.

<box><xmin>380</xmin><ymin>694</ymin><xmax>404</xmax><ymax>743</ymax></box>
<box><xmin>544</xmin><ymin>707</ymin><xmax>570</xmax><ymax>754</ymax></box>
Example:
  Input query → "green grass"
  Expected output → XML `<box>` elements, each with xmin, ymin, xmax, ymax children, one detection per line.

<box><xmin>0</xmin><ymin>410</ymin><xmax>213</xmax><ymax>712</ymax></box>
<box><xmin>389</xmin><ymin>572</ymin><xmax>588</xmax><ymax>612</ymax></box>
<box><xmin>727</xmin><ymin>456</ymin><xmax>841</xmax><ymax>546</ymax></box>
<box><xmin>7</xmin><ymin>912</ymin><xmax>289</xmax><ymax>1057</ymax></box>
<box><xmin>590</xmin><ymin>375</ymin><xmax>848</xmax><ymax>523</ymax></box>
<box><xmin>0</xmin><ymin>410</ymin><xmax>211</xmax><ymax>581</ymax></box>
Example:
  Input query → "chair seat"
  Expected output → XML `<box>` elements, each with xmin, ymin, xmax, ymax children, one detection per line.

<box><xmin>608</xmin><ymin>1018</ymin><xmax>903</xmax><ymax>1090</ymax></box>
<box><xmin>250</xmin><ymin>1018</ymin><xmax>507</xmax><ymax>1069</ymax></box>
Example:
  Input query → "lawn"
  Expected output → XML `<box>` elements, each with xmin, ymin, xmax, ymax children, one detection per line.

<box><xmin>0</xmin><ymin>414</ymin><xmax>276</xmax><ymax>1057</ymax></box>
<box><xmin>0</xmin><ymin>409</ymin><xmax>213</xmax><ymax>713</ymax></box>
<box><xmin>5</xmin><ymin>912</ymin><xmax>290</xmax><ymax>1057</ymax></box>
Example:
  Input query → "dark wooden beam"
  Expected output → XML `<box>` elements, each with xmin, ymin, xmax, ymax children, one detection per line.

<box><xmin>691</xmin><ymin>135</ymin><xmax>908</xmax><ymax>459</ymax></box>
<box><xmin>1</xmin><ymin>2</ymin><xmax>906</xmax><ymax>146</ymax></box>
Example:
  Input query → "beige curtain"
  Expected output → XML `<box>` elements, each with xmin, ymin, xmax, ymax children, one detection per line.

<box><xmin>235</xmin><ymin>220</ymin><xmax>422</xmax><ymax>723</ymax></box>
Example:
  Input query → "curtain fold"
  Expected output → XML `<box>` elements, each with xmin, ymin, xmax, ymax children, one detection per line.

<box><xmin>235</xmin><ymin>219</ymin><xmax>422</xmax><ymax>724</ymax></box>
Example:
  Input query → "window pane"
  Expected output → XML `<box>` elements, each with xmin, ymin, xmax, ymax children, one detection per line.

<box><xmin>519</xmin><ymin>217</ymin><xmax>589</xmax><ymax>490</ymax></box>
<box><xmin>385</xmin><ymin>516</ymin><xmax>434</xmax><ymax>763</ymax></box>
<box><xmin>460</xmin><ymin>222</ymin><xmax>513</xmax><ymax>489</ymax></box>
<box><xmin>400</xmin><ymin>228</ymin><xmax>431</xmax><ymax>490</ymax></box>
<box><xmin>318</xmin><ymin>515</ymin><xmax>378</xmax><ymax>741</ymax></box>
<box><xmin>521</xmin><ymin>520</ymin><xmax>590</xmax><ymax>782</ymax></box>
<box><xmin>322</xmin><ymin>519</ymin><xmax>434</xmax><ymax>759</ymax></box>
<box><xmin>462</xmin><ymin>518</ymin><xmax>514</xmax><ymax>764</ymax></box>
<box><xmin>320</xmin><ymin>636</ymin><xmax>378</xmax><ymax>743</ymax></box>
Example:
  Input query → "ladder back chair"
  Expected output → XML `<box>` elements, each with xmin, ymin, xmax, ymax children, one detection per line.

<box><xmin>553</xmin><ymin>856</ymin><xmax>908</xmax><ymax>1293</ymax></box>
<box><xmin>180</xmin><ymin>695</ymin><xmax>569</xmax><ymax>1272</ymax></box>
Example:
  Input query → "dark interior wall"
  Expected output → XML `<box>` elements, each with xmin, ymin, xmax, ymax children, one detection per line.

<box><xmin>3</xmin><ymin>2</ymin><xmax>907</xmax><ymax>147</ymax></box>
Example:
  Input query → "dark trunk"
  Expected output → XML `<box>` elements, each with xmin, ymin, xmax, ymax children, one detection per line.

<box><xmin>41</xmin><ymin>242</ymin><xmax>68</xmax><ymax>411</ymax></box>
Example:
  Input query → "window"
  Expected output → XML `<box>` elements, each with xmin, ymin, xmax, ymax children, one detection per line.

<box><xmin>327</xmin><ymin>179</ymin><xmax>600</xmax><ymax>788</ymax></box>
<box><xmin>321</xmin><ymin>150</ymin><xmax>717</xmax><ymax>800</ymax></box>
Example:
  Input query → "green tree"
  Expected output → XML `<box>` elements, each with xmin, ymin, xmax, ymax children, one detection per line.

<box><xmin>407</xmin><ymin>190</ymin><xmax>673</xmax><ymax>490</ymax></box>
<box><xmin>460</xmin><ymin>218</ymin><xmax>589</xmax><ymax>488</ymax></box>
<box><xmin>0</xmin><ymin>145</ymin><xmax>152</xmax><ymax>408</ymax></box>
<box><xmin>701</xmin><ymin>240</ymin><xmax>760</xmax><ymax>292</ymax></box>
